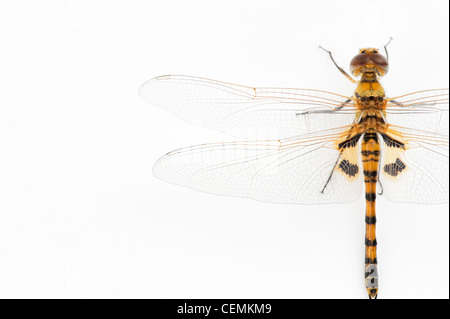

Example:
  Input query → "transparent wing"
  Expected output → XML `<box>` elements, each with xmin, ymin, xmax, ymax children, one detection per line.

<box><xmin>379</xmin><ymin>126</ymin><xmax>449</xmax><ymax>204</ymax></box>
<box><xmin>153</xmin><ymin>127</ymin><xmax>364</xmax><ymax>204</ymax></box>
<box><xmin>386</xmin><ymin>89</ymin><xmax>449</xmax><ymax>135</ymax></box>
<box><xmin>140</xmin><ymin>75</ymin><xmax>356</xmax><ymax>139</ymax></box>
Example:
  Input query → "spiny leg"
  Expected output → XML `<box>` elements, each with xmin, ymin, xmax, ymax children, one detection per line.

<box><xmin>387</xmin><ymin>98</ymin><xmax>436</xmax><ymax>109</ymax></box>
<box><xmin>321</xmin><ymin>130</ymin><xmax>361</xmax><ymax>194</ymax></box>
<box><xmin>319</xmin><ymin>46</ymin><xmax>356</xmax><ymax>83</ymax></box>
<box><xmin>321</xmin><ymin>150</ymin><xmax>343</xmax><ymax>194</ymax></box>
<box><xmin>377</xmin><ymin>156</ymin><xmax>384</xmax><ymax>195</ymax></box>
<box><xmin>296</xmin><ymin>98</ymin><xmax>353</xmax><ymax>116</ymax></box>
<box><xmin>383</xmin><ymin>37</ymin><xmax>393</xmax><ymax>62</ymax></box>
<box><xmin>388</xmin><ymin>99</ymin><xmax>404</xmax><ymax>106</ymax></box>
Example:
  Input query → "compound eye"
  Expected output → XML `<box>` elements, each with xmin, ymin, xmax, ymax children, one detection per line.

<box><xmin>370</xmin><ymin>53</ymin><xmax>389</xmax><ymax>70</ymax></box>
<box><xmin>350</xmin><ymin>53</ymin><xmax>370</xmax><ymax>74</ymax></box>
<box><xmin>371</xmin><ymin>53</ymin><xmax>389</xmax><ymax>75</ymax></box>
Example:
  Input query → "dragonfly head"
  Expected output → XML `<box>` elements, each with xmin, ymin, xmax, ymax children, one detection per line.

<box><xmin>350</xmin><ymin>48</ymin><xmax>389</xmax><ymax>77</ymax></box>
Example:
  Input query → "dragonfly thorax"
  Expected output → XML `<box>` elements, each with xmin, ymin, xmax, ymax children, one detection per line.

<box><xmin>354</xmin><ymin>66</ymin><xmax>387</xmax><ymax>112</ymax></box>
<box><xmin>361</xmin><ymin>112</ymin><xmax>385</xmax><ymax>129</ymax></box>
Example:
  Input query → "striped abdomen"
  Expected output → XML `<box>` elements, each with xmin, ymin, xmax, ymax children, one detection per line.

<box><xmin>361</xmin><ymin>131</ymin><xmax>380</xmax><ymax>299</ymax></box>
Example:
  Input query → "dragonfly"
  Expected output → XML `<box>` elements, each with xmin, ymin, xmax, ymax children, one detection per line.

<box><xmin>139</xmin><ymin>41</ymin><xmax>449</xmax><ymax>299</ymax></box>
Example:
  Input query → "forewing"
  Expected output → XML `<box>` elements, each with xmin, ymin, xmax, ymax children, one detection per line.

<box><xmin>153</xmin><ymin>128</ymin><xmax>364</xmax><ymax>204</ymax></box>
<box><xmin>140</xmin><ymin>75</ymin><xmax>356</xmax><ymax>139</ymax></box>
<box><xmin>386</xmin><ymin>89</ymin><xmax>449</xmax><ymax>135</ymax></box>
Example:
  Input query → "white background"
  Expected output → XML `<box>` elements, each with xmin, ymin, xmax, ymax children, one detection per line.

<box><xmin>0</xmin><ymin>0</ymin><xmax>448</xmax><ymax>299</ymax></box>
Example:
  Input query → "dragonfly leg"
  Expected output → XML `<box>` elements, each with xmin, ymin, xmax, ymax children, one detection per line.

<box><xmin>388</xmin><ymin>99</ymin><xmax>404</xmax><ymax>106</ymax></box>
<box><xmin>296</xmin><ymin>98</ymin><xmax>352</xmax><ymax>116</ymax></box>
<box><xmin>387</xmin><ymin>99</ymin><xmax>437</xmax><ymax>108</ymax></box>
<box><xmin>319</xmin><ymin>46</ymin><xmax>356</xmax><ymax>83</ymax></box>
<box><xmin>320</xmin><ymin>151</ymin><xmax>343</xmax><ymax>194</ymax></box>
<box><xmin>320</xmin><ymin>126</ymin><xmax>360</xmax><ymax>194</ymax></box>
<box><xmin>383</xmin><ymin>37</ymin><xmax>393</xmax><ymax>62</ymax></box>
<box><xmin>377</xmin><ymin>157</ymin><xmax>384</xmax><ymax>195</ymax></box>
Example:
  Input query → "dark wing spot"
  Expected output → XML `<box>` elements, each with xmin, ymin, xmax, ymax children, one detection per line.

<box><xmin>383</xmin><ymin>158</ymin><xmax>406</xmax><ymax>177</ymax></box>
<box><xmin>381</xmin><ymin>133</ymin><xmax>405</xmax><ymax>149</ymax></box>
<box><xmin>338</xmin><ymin>134</ymin><xmax>362</xmax><ymax>149</ymax></box>
<box><xmin>339</xmin><ymin>159</ymin><xmax>359</xmax><ymax>177</ymax></box>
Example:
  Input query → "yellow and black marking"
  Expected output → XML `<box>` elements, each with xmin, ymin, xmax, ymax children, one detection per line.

<box><xmin>322</xmin><ymin>131</ymin><xmax>362</xmax><ymax>193</ymax></box>
<box><xmin>338</xmin><ymin>133</ymin><xmax>362</xmax><ymax>150</ymax></box>
<box><xmin>361</xmin><ymin>131</ymin><xmax>380</xmax><ymax>299</ymax></box>
<box><xmin>380</xmin><ymin>133</ymin><xmax>405</xmax><ymax>149</ymax></box>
